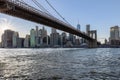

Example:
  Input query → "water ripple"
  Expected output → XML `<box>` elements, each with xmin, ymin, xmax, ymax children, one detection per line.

<box><xmin>0</xmin><ymin>48</ymin><xmax>120</xmax><ymax>80</ymax></box>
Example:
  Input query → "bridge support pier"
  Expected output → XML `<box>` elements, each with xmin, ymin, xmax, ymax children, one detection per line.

<box><xmin>88</xmin><ymin>40</ymin><xmax>97</xmax><ymax>48</ymax></box>
<box><xmin>88</xmin><ymin>30</ymin><xmax>98</xmax><ymax>48</ymax></box>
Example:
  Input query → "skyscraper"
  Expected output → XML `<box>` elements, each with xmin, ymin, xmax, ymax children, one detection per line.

<box><xmin>110</xmin><ymin>26</ymin><xmax>120</xmax><ymax>40</ymax></box>
<box><xmin>36</xmin><ymin>26</ymin><xmax>39</xmax><ymax>37</ymax></box>
<box><xmin>41</xmin><ymin>26</ymin><xmax>48</xmax><ymax>45</ymax></box>
<box><xmin>18</xmin><ymin>38</ymin><xmax>24</xmax><ymax>48</ymax></box>
<box><xmin>61</xmin><ymin>32</ymin><xmax>67</xmax><ymax>45</ymax></box>
<box><xmin>12</xmin><ymin>32</ymin><xmax>19</xmax><ymax>48</ymax></box>
<box><xmin>110</xmin><ymin>26</ymin><xmax>120</xmax><ymax>45</ymax></box>
<box><xmin>30</xmin><ymin>29</ymin><xmax>36</xmax><ymax>48</ymax></box>
<box><xmin>1</xmin><ymin>34</ymin><xmax>5</xmax><ymax>48</ymax></box>
<box><xmin>77</xmin><ymin>23</ymin><xmax>81</xmax><ymax>31</ymax></box>
<box><xmin>2</xmin><ymin>30</ymin><xmax>14</xmax><ymax>48</ymax></box>
<box><xmin>76</xmin><ymin>22</ymin><xmax>81</xmax><ymax>45</ymax></box>
<box><xmin>69</xmin><ymin>33</ymin><xmax>76</xmax><ymax>45</ymax></box>
<box><xmin>27</xmin><ymin>26</ymin><xmax>49</xmax><ymax>47</ymax></box>
<box><xmin>24</xmin><ymin>35</ymin><xmax>30</xmax><ymax>48</ymax></box>
<box><xmin>52</xmin><ymin>28</ymin><xmax>57</xmax><ymax>33</ymax></box>
<box><xmin>86</xmin><ymin>24</ymin><xmax>90</xmax><ymax>36</ymax></box>
<box><xmin>50</xmin><ymin>28</ymin><xmax>60</xmax><ymax>46</ymax></box>
<box><xmin>0</xmin><ymin>42</ymin><xmax>2</xmax><ymax>48</ymax></box>
<box><xmin>35</xmin><ymin>26</ymin><xmax>39</xmax><ymax>47</ymax></box>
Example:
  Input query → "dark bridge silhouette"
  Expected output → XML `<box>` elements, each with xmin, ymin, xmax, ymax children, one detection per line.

<box><xmin>0</xmin><ymin>0</ymin><xmax>99</xmax><ymax>48</ymax></box>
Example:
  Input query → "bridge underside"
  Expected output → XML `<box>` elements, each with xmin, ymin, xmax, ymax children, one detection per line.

<box><xmin>0</xmin><ymin>0</ymin><xmax>99</xmax><ymax>48</ymax></box>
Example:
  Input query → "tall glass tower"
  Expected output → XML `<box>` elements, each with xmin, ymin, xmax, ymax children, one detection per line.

<box><xmin>77</xmin><ymin>23</ymin><xmax>81</xmax><ymax>31</ymax></box>
<box><xmin>30</xmin><ymin>29</ymin><xmax>36</xmax><ymax>48</ymax></box>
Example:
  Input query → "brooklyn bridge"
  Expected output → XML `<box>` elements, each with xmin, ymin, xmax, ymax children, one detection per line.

<box><xmin>0</xmin><ymin>0</ymin><xmax>100</xmax><ymax>48</ymax></box>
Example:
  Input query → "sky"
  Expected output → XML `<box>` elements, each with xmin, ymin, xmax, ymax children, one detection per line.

<box><xmin>0</xmin><ymin>0</ymin><xmax>120</xmax><ymax>43</ymax></box>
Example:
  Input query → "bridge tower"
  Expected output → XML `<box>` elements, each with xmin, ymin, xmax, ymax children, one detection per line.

<box><xmin>86</xmin><ymin>25</ymin><xmax>97</xmax><ymax>48</ymax></box>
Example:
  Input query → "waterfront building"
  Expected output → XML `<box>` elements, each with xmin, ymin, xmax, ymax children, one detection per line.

<box><xmin>1</xmin><ymin>34</ymin><xmax>5</xmax><ymax>48</ymax></box>
<box><xmin>41</xmin><ymin>27</ymin><xmax>48</xmax><ymax>45</ymax></box>
<box><xmin>37</xmin><ymin>26</ymin><xmax>48</xmax><ymax>46</ymax></box>
<box><xmin>85</xmin><ymin>24</ymin><xmax>91</xmax><ymax>46</ymax></box>
<box><xmin>0</xmin><ymin>42</ymin><xmax>1</xmax><ymax>48</ymax></box>
<box><xmin>69</xmin><ymin>33</ymin><xmax>76</xmax><ymax>45</ymax></box>
<box><xmin>65</xmin><ymin>41</ymin><xmax>73</xmax><ymax>47</ymax></box>
<box><xmin>37</xmin><ymin>28</ymin><xmax>42</xmax><ymax>46</ymax></box>
<box><xmin>12</xmin><ymin>32</ymin><xmax>19</xmax><ymax>48</ymax></box>
<box><xmin>35</xmin><ymin>26</ymin><xmax>39</xmax><ymax>37</ymax></box>
<box><xmin>61</xmin><ymin>32</ymin><xmax>67</xmax><ymax>46</ymax></box>
<box><xmin>110</xmin><ymin>26</ymin><xmax>120</xmax><ymax>40</ymax></box>
<box><xmin>50</xmin><ymin>28</ymin><xmax>60</xmax><ymax>47</ymax></box>
<box><xmin>105</xmin><ymin>39</ymin><xmax>108</xmax><ymax>44</ymax></box>
<box><xmin>30</xmin><ymin>29</ymin><xmax>36</xmax><ymax>48</ymax></box>
<box><xmin>110</xmin><ymin>26</ymin><xmax>120</xmax><ymax>45</ymax></box>
<box><xmin>35</xmin><ymin>26</ymin><xmax>39</xmax><ymax>46</ymax></box>
<box><xmin>18</xmin><ymin>38</ymin><xmax>24</xmax><ymax>48</ymax></box>
<box><xmin>29</xmin><ymin>26</ymin><xmax>48</xmax><ymax>47</ymax></box>
<box><xmin>75</xmin><ymin>39</ymin><xmax>80</xmax><ymax>45</ymax></box>
<box><xmin>2</xmin><ymin>30</ymin><xmax>14</xmax><ymax>48</ymax></box>
<box><xmin>50</xmin><ymin>33</ymin><xmax>60</xmax><ymax>46</ymax></box>
<box><xmin>52</xmin><ymin>28</ymin><xmax>57</xmax><ymax>33</ymax></box>
<box><xmin>41</xmin><ymin>27</ymin><xmax>47</xmax><ymax>38</ymax></box>
<box><xmin>24</xmin><ymin>35</ymin><xmax>30</xmax><ymax>48</ymax></box>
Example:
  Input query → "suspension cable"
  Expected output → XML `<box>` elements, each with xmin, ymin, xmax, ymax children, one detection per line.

<box><xmin>20</xmin><ymin>0</ymin><xmax>26</xmax><ymax>3</ymax></box>
<box><xmin>31</xmin><ymin>0</ymin><xmax>50</xmax><ymax>14</ymax></box>
<box><xmin>21</xmin><ymin>0</ymin><xmax>71</xmax><ymax>25</ymax></box>
<box><xmin>45</xmin><ymin>0</ymin><xmax>71</xmax><ymax>25</ymax></box>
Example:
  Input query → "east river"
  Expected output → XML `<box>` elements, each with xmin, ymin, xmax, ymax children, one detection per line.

<box><xmin>0</xmin><ymin>48</ymin><xmax>120</xmax><ymax>80</ymax></box>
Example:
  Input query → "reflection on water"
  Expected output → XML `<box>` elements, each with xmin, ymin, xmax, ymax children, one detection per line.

<box><xmin>0</xmin><ymin>48</ymin><xmax>120</xmax><ymax>80</ymax></box>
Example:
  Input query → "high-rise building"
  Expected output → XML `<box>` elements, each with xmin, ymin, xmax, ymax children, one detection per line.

<box><xmin>24</xmin><ymin>35</ymin><xmax>30</xmax><ymax>48</ymax></box>
<box><xmin>75</xmin><ymin>39</ymin><xmax>80</xmax><ymax>45</ymax></box>
<box><xmin>110</xmin><ymin>26</ymin><xmax>120</xmax><ymax>40</ymax></box>
<box><xmin>1</xmin><ymin>34</ymin><xmax>5</xmax><ymax>48</ymax></box>
<box><xmin>36</xmin><ymin>26</ymin><xmax>39</xmax><ymax>37</ymax></box>
<box><xmin>38</xmin><ymin>29</ymin><xmax>42</xmax><ymax>45</ymax></box>
<box><xmin>110</xmin><ymin>26</ymin><xmax>120</xmax><ymax>45</ymax></box>
<box><xmin>61</xmin><ymin>32</ymin><xmax>67</xmax><ymax>45</ymax></box>
<box><xmin>0</xmin><ymin>42</ymin><xmax>2</xmax><ymax>48</ymax></box>
<box><xmin>86</xmin><ymin>24</ymin><xmax>90</xmax><ymax>35</ymax></box>
<box><xmin>12</xmin><ymin>32</ymin><xmax>19</xmax><ymax>48</ymax></box>
<box><xmin>29</xmin><ymin>26</ymin><xmax>48</xmax><ymax>47</ymax></box>
<box><xmin>76</xmin><ymin>22</ymin><xmax>82</xmax><ymax>45</ymax></box>
<box><xmin>41</xmin><ymin>27</ymin><xmax>47</xmax><ymax>38</ymax></box>
<box><xmin>35</xmin><ymin>26</ymin><xmax>39</xmax><ymax>47</ymax></box>
<box><xmin>40</xmin><ymin>26</ymin><xmax>48</xmax><ymax>45</ymax></box>
<box><xmin>30</xmin><ymin>29</ymin><xmax>36</xmax><ymax>47</ymax></box>
<box><xmin>77</xmin><ymin>23</ymin><xmax>81</xmax><ymax>31</ymax></box>
<box><xmin>2</xmin><ymin>30</ymin><xmax>14</xmax><ymax>48</ymax></box>
<box><xmin>69</xmin><ymin>33</ymin><xmax>76</xmax><ymax>45</ymax></box>
<box><xmin>51</xmin><ymin>28</ymin><xmax>57</xmax><ymax>33</ymax></box>
<box><xmin>50</xmin><ymin>28</ymin><xmax>60</xmax><ymax>46</ymax></box>
<box><xmin>104</xmin><ymin>39</ymin><xmax>108</xmax><ymax>44</ymax></box>
<box><xmin>18</xmin><ymin>38</ymin><xmax>24</xmax><ymax>48</ymax></box>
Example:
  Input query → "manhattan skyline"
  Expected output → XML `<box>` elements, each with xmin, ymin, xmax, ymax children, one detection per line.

<box><xmin>0</xmin><ymin>0</ymin><xmax>120</xmax><ymax>43</ymax></box>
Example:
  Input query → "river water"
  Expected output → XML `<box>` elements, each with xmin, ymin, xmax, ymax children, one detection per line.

<box><xmin>0</xmin><ymin>48</ymin><xmax>120</xmax><ymax>80</ymax></box>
